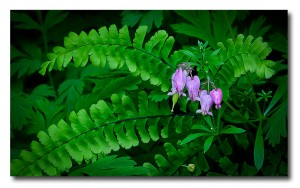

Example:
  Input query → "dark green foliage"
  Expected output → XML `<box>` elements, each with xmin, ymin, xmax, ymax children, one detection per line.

<box><xmin>121</xmin><ymin>10</ymin><xmax>164</xmax><ymax>32</ymax></box>
<box><xmin>10</xmin><ymin>10</ymin><xmax>288</xmax><ymax>177</ymax></box>
<box><xmin>171</xmin><ymin>10</ymin><xmax>238</xmax><ymax>49</ymax></box>
<box><xmin>69</xmin><ymin>155</ymin><xmax>149</xmax><ymax>176</ymax></box>
<box><xmin>11</xmin><ymin>44</ymin><xmax>42</xmax><ymax>78</ymax></box>
<box><xmin>246</xmin><ymin>16</ymin><xmax>271</xmax><ymax>38</ymax></box>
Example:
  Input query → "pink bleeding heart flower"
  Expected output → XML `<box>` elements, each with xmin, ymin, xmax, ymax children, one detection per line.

<box><xmin>168</xmin><ymin>67</ymin><xmax>187</xmax><ymax>97</ymax></box>
<box><xmin>210</xmin><ymin>88</ymin><xmax>223</xmax><ymax>109</ymax></box>
<box><xmin>196</xmin><ymin>90</ymin><xmax>213</xmax><ymax>116</ymax></box>
<box><xmin>186</xmin><ymin>75</ymin><xmax>200</xmax><ymax>101</ymax></box>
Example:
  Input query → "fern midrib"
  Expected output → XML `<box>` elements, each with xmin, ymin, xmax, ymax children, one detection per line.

<box><xmin>213</xmin><ymin>52</ymin><xmax>264</xmax><ymax>82</ymax></box>
<box><xmin>53</xmin><ymin>41</ymin><xmax>176</xmax><ymax>70</ymax></box>
<box><xmin>17</xmin><ymin>112</ymin><xmax>198</xmax><ymax>175</ymax></box>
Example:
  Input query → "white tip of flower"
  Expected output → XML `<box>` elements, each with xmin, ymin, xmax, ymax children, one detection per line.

<box><xmin>196</xmin><ymin>109</ymin><xmax>202</xmax><ymax>113</ymax></box>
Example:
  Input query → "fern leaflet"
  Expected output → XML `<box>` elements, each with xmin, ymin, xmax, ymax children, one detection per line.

<box><xmin>214</xmin><ymin>34</ymin><xmax>276</xmax><ymax>87</ymax></box>
<box><xmin>39</xmin><ymin>25</ymin><xmax>190</xmax><ymax>92</ymax></box>
<box><xmin>11</xmin><ymin>91</ymin><xmax>198</xmax><ymax>176</ymax></box>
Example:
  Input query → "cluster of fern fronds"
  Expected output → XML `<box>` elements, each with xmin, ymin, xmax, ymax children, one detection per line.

<box><xmin>11</xmin><ymin>10</ymin><xmax>287</xmax><ymax>176</ymax></box>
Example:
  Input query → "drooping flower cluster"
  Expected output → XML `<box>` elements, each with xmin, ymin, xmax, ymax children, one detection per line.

<box><xmin>168</xmin><ymin>63</ymin><xmax>223</xmax><ymax>115</ymax></box>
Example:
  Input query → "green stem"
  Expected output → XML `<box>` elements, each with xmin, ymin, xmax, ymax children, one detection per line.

<box><xmin>223</xmin><ymin>11</ymin><xmax>235</xmax><ymax>41</ymax></box>
<box><xmin>223</xmin><ymin>100</ymin><xmax>257</xmax><ymax>129</ymax></box>
<box><xmin>245</xmin><ymin>73</ymin><xmax>263</xmax><ymax>120</ymax></box>
<box><xmin>217</xmin><ymin>136</ymin><xmax>225</xmax><ymax>156</ymax></box>
<box><xmin>39</xmin><ymin>14</ymin><xmax>58</xmax><ymax>99</ymax></box>
<box><xmin>207</xmin><ymin>76</ymin><xmax>210</xmax><ymax>92</ymax></box>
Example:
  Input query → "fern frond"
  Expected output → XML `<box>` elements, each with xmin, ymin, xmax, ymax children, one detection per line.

<box><xmin>214</xmin><ymin>34</ymin><xmax>276</xmax><ymax>87</ymax></box>
<box><xmin>11</xmin><ymin>91</ymin><xmax>198</xmax><ymax>176</ymax></box>
<box><xmin>39</xmin><ymin>25</ymin><xmax>190</xmax><ymax>92</ymax></box>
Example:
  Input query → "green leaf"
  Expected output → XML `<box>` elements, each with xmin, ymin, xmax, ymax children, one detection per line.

<box><xmin>219</xmin><ymin>138</ymin><xmax>232</xmax><ymax>156</ymax></box>
<box><xmin>197</xmin><ymin>152</ymin><xmax>209</xmax><ymax>172</ymax></box>
<box><xmin>133</xmin><ymin>26</ymin><xmax>148</xmax><ymax>49</ymax></box>
<box><xmin>219</xmin><ymin>156</ymin><xmax>238</xmax><ymax>175</ymax></box>
<box><xmin>180</xmin><ymin>49</ymin><xmax>199</xmax><ymax>61</ymax></box>
<box><xmin>10</xmin><ymin>92</ymin><xmax>33</xmax><ymax>130</ymax></box>
<box><xmin>148</xmin><ymin>89</ymin><xmax>169</xmax><ymax>102</ymax></box>
<box><xmin>57</xmin><ymin>79</ymin><xmax>84</xmax><ymax>116</ymax></box>
<box><xmin>203</xmin><ymin>136</ymin><xmax>214</xmax><ymax>153</ymax></box>
<box><xmin>121</xmin><ymin>11</ymin><xmax>142</xmax><ymax>27</ymax></box>
<box><xmin>220</xmin><ymin>125</ymin><xmax>246</xmax><ymax>134</ymax></box>
<box><xmin>31</xmin><ymin>84</ymin><xmax>56</xmax><ymax>98</ymax></box>
<box><xmin>254</xmin><ymin>122</ymin><xmax>264</xmax><ymax>170</ymax></box>
<box><xmin>247</xmin><ymin>16</ymin><xmax>271</xmax><ymax>38</ymax></box>
<box><xmin>140</xmin><ymin>10</ymin><xmax>163</xmax><ymax>32</ymax></box>
<box><xmin>180</xmin><ymin>133</ymin><xmax>211</xmax><ymax>145</ymax></box>
<box><xmin>11</xmin><ymin>43</ymin><xmax>42</xmax><ymax>78</ymax></box>
<box><xmin>203</xmin><ymin>115</ymin><xmax>213</xmax><ymax>129</ymax></box>
<box><xmin>241</xmin><ymin>162</ymin><xmax>258</xmax><ymax>176</ymax></box>
<box><xmin>268</xmin><ymin>32</ymin><xmax>287</xmax><ymax>57</ymax></box>
<box><xmin>264</xmin><ymin>100</ymin><xmax>288</xmax><ymax>147</ymax></box>
<box><xmin>172</xmin><ymin>10</ymin><xmax>237</xmax><ymax>50</ymax></box>
<box><xmin>70</xmin><ymin>155</ymin><xmax>148</xmax><ymax>176</ymax></box>
<box><xmin>11</xmin><ymin>12</ymin><xmax>40</xmax><ymax>30</ymax></box>
<box><xmin>235</xmin><ymin>133</ymin><xmax>249</xmax><ymax>151</ymax></box>
<box><xmin>122</xmin><ymin>10</ymin><xmax>163</xmax><ymax>32</ymax></box>
<box><xmin>44</xmin><ymin>10</ymin><xmax>69</xmax><ymax>30</ymax></box>
<box><xmin>264</xmin><ymin>76</ymin><xmax>287</xmax><ymax>115</ymax></box>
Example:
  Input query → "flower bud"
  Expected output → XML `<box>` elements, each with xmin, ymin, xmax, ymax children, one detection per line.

<box><xmin>187</xmin><ymin>164</ymin><xmax>195</xmax><ymax>172</ymax></box>
<box><xmin>186</xmin><ymin>75</ymin><xmax>200</xmax><ymax>101</ymax></box>
<box><xmin>210</xmin><ymin>88</ymin><xmax>223</xmax><ymax>109</ymax></box>
<box><xmin>196</xmin><ymin>90</ymin><xmax>213</xmax><ymax>116</ymax></box>
<box><xmin>171</xmin><ymin>93</ymin><xmax>179</xmax><ymax>112</ymax></box>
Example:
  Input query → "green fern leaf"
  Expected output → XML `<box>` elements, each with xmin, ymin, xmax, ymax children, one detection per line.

<box><xmin>11</xmin><ymin>91</ymin><xmax>198</xmax><ymax>176</ymax></box>
<box><xmin>39</xmin><ymin>25</ymin><xmax>190</xmax><ymax>92</ymax></box>
<box><xmin>214</xmin><ymin>34</ymin><xmax>276</xmax><ymax>88</ymax></box>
